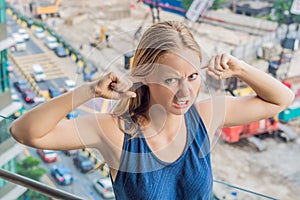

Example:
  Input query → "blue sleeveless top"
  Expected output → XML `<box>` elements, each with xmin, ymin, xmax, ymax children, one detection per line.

<box><xmin>112</xmin><ymin>105</ymin><xmax>213</xmax><ymax>200</ymax></box>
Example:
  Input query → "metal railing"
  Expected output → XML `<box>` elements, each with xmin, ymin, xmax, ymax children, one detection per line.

<box><xmin>0</xmin><ymin>168</ymin><xmax>83</xmax><ymax>199</ymax></box>
<box><xmin>0</xmin><ymin>166</ymin><xmax>279</xmax><ymax>200</ymax></box>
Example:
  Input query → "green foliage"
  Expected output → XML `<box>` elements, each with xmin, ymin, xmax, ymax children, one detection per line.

<box><xmin>17</xmin><ymin>190</ymin><xmax>50</xmax><ymax>200</ymax></box>
<box><xmin>16</xmin><ymin>156</ymin><xmax>47</xmax><ymax>181</ymax></box>
<box><xmin>266</xmin><ymin>14</ymin><xmax>273</xmax><ymax>21</ymax></box>
<box><xmin>182</xmin><ymin>0</ymin><xmax>194</xmax><ymax>10</ymax></box>
<box><xmin>272</xmin><ymin>0</ymin><xmax>300</xmax><ymax>24</ymax></box>
<box><xmin>212</xmin><ymin>0</ymin><xmax>226</xmax><ymax>10</ymax></box>
<box><xmin>255</xmin><ymin>14</ymin><xmax>263</xmax><ymax>19</ymax></box>
<box><xmin>16</xmin><ymin>156</ymin><xmax>49</xmax><ymax>199</ymax></box>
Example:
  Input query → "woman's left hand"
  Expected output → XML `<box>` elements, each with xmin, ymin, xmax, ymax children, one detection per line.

<box><xmin>203</xmin><ymin>53</ymin><xmax>243</xmax><ymax>80</ymax></box>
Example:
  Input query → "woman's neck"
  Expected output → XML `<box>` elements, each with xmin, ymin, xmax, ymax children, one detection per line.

<box><xmin>140</xmin><ymin>105</ymin><xmax>185</xmax><ymax>139</ymax></box>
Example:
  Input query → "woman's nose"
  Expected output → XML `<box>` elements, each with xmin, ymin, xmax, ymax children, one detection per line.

<box><xmin>176</xmin><ymin>80</ymin><xmax>189</xmax><ymax>98</ymax></box>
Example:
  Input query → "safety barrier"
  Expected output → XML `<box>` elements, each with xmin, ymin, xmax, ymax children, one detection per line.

<box><xmin>0</xmin><ymin>168</ymin><xmax>83</xmax><ymax>199</ymax></box>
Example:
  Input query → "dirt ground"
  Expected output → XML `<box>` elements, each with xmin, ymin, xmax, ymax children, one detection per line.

<box><xmin>13</xmin><ymin>0</ymin><xmax>300</xmax><ymax>199</ymax></box>
<box><xmin>211</xmin><ymin>119</ymin><xmax>300</xmax><ymax>199</ymax></box>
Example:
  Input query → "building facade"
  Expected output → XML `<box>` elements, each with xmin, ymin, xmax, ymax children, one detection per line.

<box><xmin>0</xmin><ymin>0</ymin><xmax>26</xmax><ymax>199</ymax></box>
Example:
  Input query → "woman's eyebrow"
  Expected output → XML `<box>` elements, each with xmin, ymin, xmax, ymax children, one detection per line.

<box><xmin>156</xmin><ymin>66</ymin><xmax>181</xmax><ymax>76</ymax></box>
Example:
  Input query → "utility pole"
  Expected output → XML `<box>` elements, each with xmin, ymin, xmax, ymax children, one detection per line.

<box><xmin>232</xmin><ymin>0</ymin><xmax>236</xmax><ymax>13</ymax></box>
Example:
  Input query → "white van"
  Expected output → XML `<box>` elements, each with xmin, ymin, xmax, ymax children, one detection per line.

<box><xmin>32</xmin><ymin>64</ymin><xmax>46</xmax><ymax>82</ymax></box>
<box><xmin>45</xmin><ymin>36</ymin><xmax>59</xmax><ymax>50</ymax></box>
<box><xmin>12</xmin><ymin>33</ymin><xmax>26</xmax><ymax>51</ymax></box>
<box><xmin>18</xmin><ymin>28</ymin><xmax>30</xmax><ymax>41</ymax></box>
<box><xmin>33</xmin><ymin>27</ymin><xmax>45</xmax><ymax>39</ymax></box>
<box><xmin>64</xmin><ymin>80</ymin><xmax>76</xmax><ymax>92</ymax></box>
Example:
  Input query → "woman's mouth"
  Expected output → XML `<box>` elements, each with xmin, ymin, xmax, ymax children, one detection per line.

<box><xmin>172</xmin><ymin>100</ymin><xmax>189</xmax><ymax>108</ymax></box>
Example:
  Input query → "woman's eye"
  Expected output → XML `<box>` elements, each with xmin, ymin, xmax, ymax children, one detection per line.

<box><xmin>164</xmin><ymin>78</ymin><xmax>177</xmax><ymax>84</ymax></box>
<box><xmin>188</xmin><ymin>73</ymin><xmax>198</xmax><ymax>80</ymax></box>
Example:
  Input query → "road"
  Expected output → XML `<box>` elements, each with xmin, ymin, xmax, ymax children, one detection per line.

<box><xmin>7</xmin><ymin>13</ymin><xmax>111</xmax><ymax>113</ymax></box>
<box><xmin>24</xmin><ymin>147</ymin><xmax>108</xmax><ymax>200</ymax></box>
<box><xmin>7</xmin><ymin>11</ymin><xmax>114</xmax><ymax>200</ymax></box>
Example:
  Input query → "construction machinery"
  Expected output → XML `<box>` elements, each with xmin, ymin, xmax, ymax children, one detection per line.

<box><xmin>221</xmin><ymin>118</ymin><xmax>297</xmax><ymax>151</ymax></box>
<box><xmin>221</xmin><ymin>77</ymin><xmax>297</xmax><ymax>151</ymax></box>
<box><xmin>89</xmin><ymin>26</ymin><xmax>107</xmax><ymax>49</ymax></box>
<box><xmin>224</xmin><ymin>77</ymin><xmax>254</xmax><ymax>97</ymax></box>
<box><xmin>278</xmin><ymin>75</ymin><xmax>300</xmax><ymax>123</ymax></box>
<box><xmin>279</xmin><ymin>100</ymin><xmax>300</xmax><ymax>123</ymax></box>
<box><xmin>29</xmin><ymin>0</ymin><xmax>60</xmax><ymax>19</ymax></box>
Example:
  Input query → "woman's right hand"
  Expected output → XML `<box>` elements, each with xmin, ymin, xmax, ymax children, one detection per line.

<box><xmin>89</xmin><ymin>72</ymin><xmax>137</xmax><ymax>99</ymax></box>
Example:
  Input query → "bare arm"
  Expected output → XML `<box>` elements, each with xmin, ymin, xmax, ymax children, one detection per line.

<box><xmin>10</xmin><ymin>84</ymin><xmax>98</xmax><ymax>149</ymax></box>
<box><xmin>224</xmin><ymin>60</ymin><xmax>294</xmax><ymax>127</ymax></box>
<box><xmin>198</xmin><ymin>54</ymin><xmax>294</xmax><ymax>137</ymax></box>
<box><xmin>10</xmin><ymin>72</ymin><xmax>136</xmax><ymax>150</ymax></box>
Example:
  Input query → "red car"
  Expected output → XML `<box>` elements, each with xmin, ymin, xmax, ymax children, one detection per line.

<box><xmin>37</xmin><ymin>149</ymin><xmax>58</xmax><ymax>163</ymax></box>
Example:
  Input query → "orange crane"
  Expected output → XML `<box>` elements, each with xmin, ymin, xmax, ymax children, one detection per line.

<box><xmin>29</xmin><ymin>0</ymin><xmax>60</xmax><ymax>18</ymax></box>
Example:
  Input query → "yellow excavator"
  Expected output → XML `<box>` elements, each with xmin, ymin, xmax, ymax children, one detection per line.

<box><xmin>29</xmin><ymin>0</ymin><xmax>60</xmax><ymax>18</ymax></box>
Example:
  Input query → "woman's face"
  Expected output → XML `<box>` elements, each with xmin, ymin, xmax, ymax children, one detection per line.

<box><xmin>146</xmin><ymin>49</ymin><xmax>201</xmax><ymax>115</ymax></box>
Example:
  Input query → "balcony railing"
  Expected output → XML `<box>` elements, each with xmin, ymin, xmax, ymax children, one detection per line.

<box><xmin>0</xmin><ymin>166</ymin><xmax>279</xmax><ymax>200</ymax></box>
<box><xmin>0</xmin><ymin>168</ymin><xmax>83</xmax><ymax>199</ymax></box>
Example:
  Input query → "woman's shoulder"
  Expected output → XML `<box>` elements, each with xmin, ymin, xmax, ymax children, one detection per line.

<box><xmin>194</xmin><ymin>100</ymin><xmax>212</xmax><ymax>122</ymax></box>
<box><xmin>96</xmin><ymin>113</ymin><xmax>124</xmax><ymax>147</ymax></box>
<box><xmin>194</xmin><ymin>98</ymin><xmax>225</xmax><ymax>140</ymax></box>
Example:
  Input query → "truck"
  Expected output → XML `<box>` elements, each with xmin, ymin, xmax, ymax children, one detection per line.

<box><xmin>279</xmin><ymin>100</ymin><xmax>300</xmax><ymax>123</ymax></box>
<box><xmin>221</xmin><ymin>77</ymin><xmax>297</xmax><ymax>150</ymax></box>
<box><xmin>278</xmin><ymin>75</ymin><xmax>300</xmax><ymax>123</ymax></box>
<box><xmin>29</xmin><ymin>0</ymin><xmax>60</xmax><ymax>18</ymax></box>
<box><xmin>221</xmin><ymin>118</ymin><xmax>297</xmax><ymax>151</ymax></box>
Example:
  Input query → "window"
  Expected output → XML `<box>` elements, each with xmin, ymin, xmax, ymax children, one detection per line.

<box><xmin>0</xmin><ymin>50</ymin><xmax>9</xmax><ymax>93</ymax></box>
<box><xmin>0</xmin><ymin>117</ymin><xmax>13</xmax><ymax>143</ymax></box>
<box><xmin>0</xmin><ymin>0</ymin><xmax>6</xmax><ymax>24</ymax></box>
<box><xmin>0</xmin><ymin>158</ymin><xmax>16</xmax><ymax>188</ymax></box>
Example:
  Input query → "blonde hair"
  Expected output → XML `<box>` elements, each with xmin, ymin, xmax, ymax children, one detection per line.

<box><xmin>112</xmin><ymin>21</ymin><xmax>202</xmax><ymax>134</ymax></box>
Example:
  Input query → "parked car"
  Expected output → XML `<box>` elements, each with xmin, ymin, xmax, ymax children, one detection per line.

<box><xmin>93</xmin><ymin>177</ymin><xmax>115</xmax><ymax>199</ymax></box>
<box><xmin>11</xmin><ymin>93</ymin><xmax>20</xmax><ymax>102</ymax></box>
<box><xmin>33</xmin><ymin>27</ymin><xmax>45</xmax><ymax>39</ymax></box>
<box><xmin>13</xmin><ymin>80</ymin><xmax>30</xmax><ymax>92</ymax></box>
<box><xmin>63</xmin><ymin>150</ymin><xmax>78</xmax><ymax>156</ymax></box>
<box><xmin>22</xmin><ymin>89</ymin><xmax>36</xmax><ymax>103</ymax></box>
<box><xmin>51</xmin><ymin>165</ymin><xmax>74</xmax><ymax>185</ymax></box>
<box><xmin>45</xmin><ymin>36</ymin><xmax>59</xmax><ymax>50</ymax></box>
<box><xmin>64</xmin><ymin>79</ymin><xmax>76</xmax><ymax>92</ymax></box>
<box><xmin>73</xmin><ymin>154</ymin><xmax>94</xmax><ymax>173</ymax></box>
<box><xmin>32</xmin><ymin>64</ymin><xmax>46</xmax><ymax>82</ymax></box>
<box><xmin>54</xmin><ymin>46</ymin><xmax>67</xmax><ymax>57</ymax></box>
<box><xmin>27</xmin><ymin>17</ymin><xmax>34</xmax><ymax>28</ymax></box>
<box><xmin>37</xmin><ymin>149</ymin><xmax>58</xmax><ymax>163</ymax></box>
<box><xmin>83</xmin><ymin>62</ymin><xmax>98</xmax><ymax>82</ymax></box>
<box><xmin>48</xmin><ymin>86</ymin><xmax>62</xmax><ymax>98</ymax></box>
<box><xmin>6</xmin><ymin>60</ymin><xmax>14</xmax><ymax>73</ymax></box>
<box><xmin>66</xmin><ymin>110</ymin><xmax>79</xmax><ymax>119</ymax></box>
<box><xmin>11</xmin><ymin>88</ymin><xmax>20</xmax><ymax>102</ymax></box>
<box><xmin>34</xmin><ymin>96</ymin><xmax>46</xmax><ymax>103</ymax></box>
<box><xmin>11</xmin><ymin>33</ymin><xmax>26</xmax><ymax>51</ymax></box>
<box><xmin>18</xmin><ymin>28</ymin><xmax>30</xmax><ymax>41</ymax></box>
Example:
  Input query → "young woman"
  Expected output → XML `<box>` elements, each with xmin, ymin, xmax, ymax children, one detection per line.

<box><xmin>10</xmin><ymin>21</ymin><xmax>294</xmax><ymax>199</ymax></box>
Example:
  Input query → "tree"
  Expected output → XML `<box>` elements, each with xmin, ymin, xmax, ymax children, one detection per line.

<box><xmin>16</xmin><ymin>156</ymin><xmax>47</xmax><ymax>181</ymax></box>
<box><xmin>182</xmin><ymin>0</ymin><xmax>194</xmax><ymax>10</ymax></box>
<box><xmin>272</xmin><ymin>0</ymin><xmax>300</xmax><ymax>24</ymax></box>
<box><xmin>212</xmin><ymin>0</ymin><xmax>226</xmax><ymax>10</ymax></box>
<box><xmin>16</xmin><ymin>156</ymin><xmax>49</xmax><ymax>200</ymax></box>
